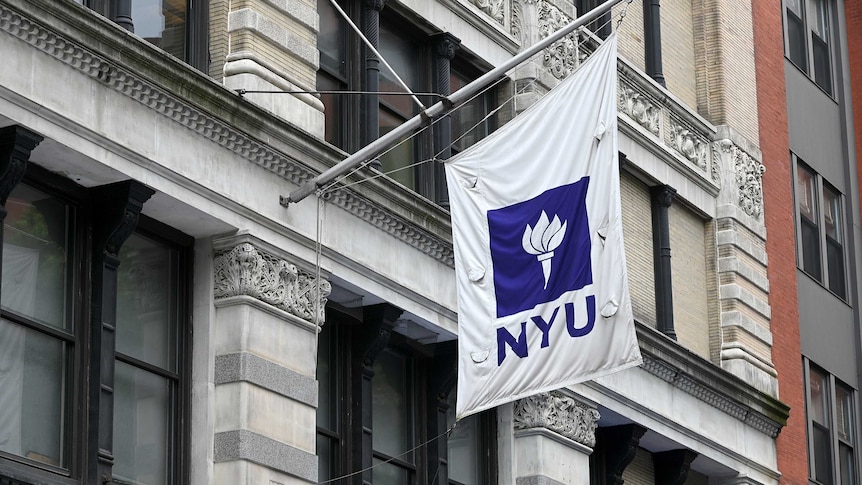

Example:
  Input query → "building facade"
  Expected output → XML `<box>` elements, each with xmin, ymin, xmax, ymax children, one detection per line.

<box><xmin>765</xmin><ymin>0</ymin><xmax>862</xmax><ymax>484</ymax></box>
<box><xmin>0</xmin><ymin>0</ymin><xmax>801</xmax><ymax>484</ymax></box>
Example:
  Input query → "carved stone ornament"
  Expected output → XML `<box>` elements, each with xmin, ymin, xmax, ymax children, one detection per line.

<box><xmin>618</xmin><ymin>84</ymin><xmax>661</xmax><ymax>136</ymax></box>
<box><xmin>538</xmin><ymin>1</ymin><xmax>577</xmax><ymax>80</ymax></box>
<box><xmin>711</xmin><ymin>144</ymin><xmax>721</xmax><ymax>184</ymax></box>
<box><xmin>719</xmin><ymin>141</ymin><xmax>766</xmax><ymax>219</ymax></box>
<box><xmin>470</xmin><ymin>0</ymin><xmax>505</xmax><ymax>25</ymax></box>
<box><xmin>513</xmin><ymin>390</ymin><xmax>601</xmax><ymax>447</ymax></box>
<box><xmin>0</xmin><ymin>5</ymin><xmax>456</xmax><ymax>271</ymax></box>
<box><xmin>668</xmin><ymin>119</ymin><xmax>708</xmax><ymax>169</ymax></box>
<box><xmin>213</xmin><ymin>243</ymin><xmax>331</xmax><ymax>324</ymax></box>
<box><xmin>510</xmin><ymin>0</ymin><xmax>524</xmax><ymax>40</ymax></box>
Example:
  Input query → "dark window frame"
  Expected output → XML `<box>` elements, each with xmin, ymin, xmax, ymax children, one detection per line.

<box><xmin>782</xmin><ymin>0</ymin><xmax>835</xmax><ymax>96</ymax></box>
<box><xmin>804</xmin><ymin>360</ymin><xmax>859</xmax><ymax>485</ymax></box>
<box><xmin>80</xmin><ymin>0</ymin><xmax>209</xmax><ymax>72</ymax></box>
<box><xmin>315</xmin><ymin>0</ymin><xmax>496</xmax><ymax>205</ymax></box>
<box><xmin>317</xmin><ymin>306</ymin><xmax>498</xmax><ymax>485</ymax></box>
<box><xmin>792</xmin><ymin>155</ymin><xmax>847</xmax><ymax>301</ymax></box>
<box><xmin>0</xmin><ymin>165</ymin><xmax>193</xmax><ymax>485</ymax></box>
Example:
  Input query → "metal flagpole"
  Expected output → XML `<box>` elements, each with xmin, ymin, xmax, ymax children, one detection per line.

<box><xmin>281</xmin><ymin>0</ymin><xmax>625</xmax><ymax>206</ymax></box>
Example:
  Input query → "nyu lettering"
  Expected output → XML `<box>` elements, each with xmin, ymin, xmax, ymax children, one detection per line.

<box><xmin>496</xmin><ymin>295</ymin><xmax>596</xmax><ymax>366</ymax></box>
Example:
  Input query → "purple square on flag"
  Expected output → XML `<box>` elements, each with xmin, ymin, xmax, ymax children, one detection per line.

<box><xmin>487</xmin><ymin>178</ymin><xmax>593</xmax><ymax>318</ymax></box>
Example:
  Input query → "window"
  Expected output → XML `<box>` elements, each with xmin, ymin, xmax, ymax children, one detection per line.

<box><xmin>78</xmin><ymin>0</ymin><xmax>208</xmax><ymax>71</ymax></box>
<box><xmin>317</xmin><ymin>308</ymin><xmax>496</xmax><ymax>485</ymax></box>
<box><xmin>316</xmin><ymin>0</ymin><xmax>496</xmax><ymax>205</ymax></box>
<box><xmin>0</xmin><ymin>168</ymin><xmax>191</xmax><ymax>485</ymax></box>
<box><xmin>113</xmin><ymin>228</ymin><xmax>189</xmax><ymax>485</ymax></box>
<box><xmin>805</xmin><ymin>361</ymin><xmax>858</xmax><ymax>485</ymax></box>
<box><xmin>783</xmin><ymin>0</ymin><xmax>833</xmax><ymax>95</ymax></box>
<box><xmin>793</xmin><ymin>157</ymin><xmax>846</xmax><ymax>299</ymax></box>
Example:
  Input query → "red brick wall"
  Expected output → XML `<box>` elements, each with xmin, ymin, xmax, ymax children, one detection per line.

<box><xmin>848</xmin><ymin>0</ymin><xmax>862</xmax><ymax>231</ymax></box>
<box><xmin>751</xmin><ymin>2</ymin><xmax>807</xmax><ymax>484</ymax></box>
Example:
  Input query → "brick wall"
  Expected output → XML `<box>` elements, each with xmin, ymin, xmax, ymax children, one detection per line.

<box><xmin>670</xmin><ymin>202</ymin><xmax>710</xmax><ymax>360</ymax></box>
<box><xmin>612</xmin><ymin>1</ymin><xmax>697</xmax><ymax>108</ymax></box>
<box><xmin>751</xmin><ymin>1</ymin><xmax>806</xmax><ymax>484</ymax></box>
<box><xmin>692</xmin><ymin>0</ymin><xmax>760</xmax><ymax>144</ymax></box>
<box><xmin>621</xmin><ymin>447</ymin><xmax>654</xmax><ymax>485</ymax></box>
<box><xmin>621</xmin><ymin>170</ymin><xmax>657</xmax><ymax>327</ymax></box>
<box><xmin>848</xmin><ymin>0</ymin><xmax>862</xmax><ymax>232</ymax></box>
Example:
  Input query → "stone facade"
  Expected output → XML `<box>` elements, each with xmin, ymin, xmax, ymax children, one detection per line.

<box><xmin>0</xmin><ymin>0</ymin><xmax>794</xmax><ymax>484</ymax></box>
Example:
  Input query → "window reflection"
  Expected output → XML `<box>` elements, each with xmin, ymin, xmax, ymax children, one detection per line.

<box><xmin>132</xmin><ymin>0</ymin><xmax>186</xmax><ymax>60</ymax></box>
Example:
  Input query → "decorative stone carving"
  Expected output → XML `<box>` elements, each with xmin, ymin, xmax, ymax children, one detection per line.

<box><xmin>538</xmin><ymin>1</ymin><xmax>577</xmax><ymax>79</ymax></box>
<box><xmin>711</xmin><ymin>146</ymin><xmax>721</xmax><ymax>184</ymax></box>
<box><xmin>718</xmin><ymin>140</ymin><xmax>766</xmax><ymax>219</ymax></box>
<box><xmin>513</xmin><ymin>391</ymin><xmax>600</xmax><ymax>447</ymax></box>
<box><xmin>470</xmin><ymin>0</ymin><xmax>505</xmax><ymax>24</ymax></box>
<box><xmin>0</xmin><ymin>5</ymin><xmax>458</xmax><ymax>270</ymax></box>
<box><xmin>510</xmin><ymin>0</ymin><xmax>524</xmax><ymax>40</ymax></box>
<box><xmin>669</xmin><ymin>119</ymin><xmax>708</xmax><ymax>169</ymax></box>
<box><xmin>213</xmin><ymin>243</ymin><xmax>331</xmax><ymax>324</ymax></box>
<box><xmin>618</xmin><ymin>84</ymin><xmax>661</xmax><ymax>136</ymax></box>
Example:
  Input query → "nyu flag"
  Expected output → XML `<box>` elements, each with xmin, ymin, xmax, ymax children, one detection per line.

<box><xmin>446</xmin><ymin>33</ymin><xmax>642</xmax><ymax>420</ymax></box>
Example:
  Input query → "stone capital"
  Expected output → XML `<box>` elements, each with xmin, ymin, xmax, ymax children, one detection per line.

<box><xmin>212</xmin><ymin>236</ymin><xmax>331</xmax><ymax>326</ymax></box>
<box><xmin>513</xmin><ymin>391</ymin><xmax>600</xmax><ymax>447</ymax></box>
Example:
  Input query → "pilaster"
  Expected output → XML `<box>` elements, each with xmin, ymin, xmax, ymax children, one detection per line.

<box><xmin>512</xmin><ymin>391</ymin><xmax>599</xmax><ymax>485</ymax></box>
<box><xmin>219</xmin><ymin>0</ymin><xmax>324</xmax><ymax>134</ymax></box>
<box><xmin>712</xmin><ymin>125</ymin><xmax>777</xmax><ymax>397</ymax></box>
<box><xmin>210</xmin><ymin>233</ymin><xmax>331</xmax><ymax>485</ymax></box>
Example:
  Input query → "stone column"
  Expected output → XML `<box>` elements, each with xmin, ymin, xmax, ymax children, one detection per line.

<box><xmin>711</xmin><ymin>125</ymin><xmax>777</xmax><ymax>397</ymax></box>
<box><xmin>211</xmin><ymin>233</ymin><xmax>331</xmax><ymax>485</ymax></box>
<box><xmin>512</xmin><ymin>391</ymin><xmax>600</xmax><ymax>484</ymax></box>
<box><xmin>218</xmin><ymin>0</ymin><xmax>324</xmax><ymax>135</ymax></box>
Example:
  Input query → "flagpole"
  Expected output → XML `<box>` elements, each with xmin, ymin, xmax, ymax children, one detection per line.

<box><xmin>282</xmin><ymin>0</ymin><xmax>625</xmax><ymax>206</ymax></box>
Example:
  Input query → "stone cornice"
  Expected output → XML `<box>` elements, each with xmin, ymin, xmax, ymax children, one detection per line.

<box><xmin>0</xmin><ymin>0</ymin><xmax>457</xmax><ymax>269</ymax></box>
<box><xmin>635</xmin><ymin>323</ymin><xmax>788</xmax><ymax>438</ymax></box>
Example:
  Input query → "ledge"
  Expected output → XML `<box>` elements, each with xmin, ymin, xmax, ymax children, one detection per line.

<box><xmin>635</xmin><ymin>323</ymin><xmax>789</xmax><ymax>438</ymax></box>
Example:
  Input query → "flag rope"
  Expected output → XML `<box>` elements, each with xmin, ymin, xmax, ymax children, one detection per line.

<box><xmin>316</xmin><ymin>10</ymin><xmax>626</xmax><ymax>197</ymax></box>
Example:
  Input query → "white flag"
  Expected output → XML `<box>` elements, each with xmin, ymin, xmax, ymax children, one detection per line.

<box><xmin>446</xmin><ymin>33</ymin><xmax>642</xmax><ymax>420</ymax></box>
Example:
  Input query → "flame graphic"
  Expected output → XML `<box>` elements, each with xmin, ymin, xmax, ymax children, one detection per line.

<box><xmin>522</xmin><ymin>211</ymin><xmax>567</xmax><ymax>289</ymax></box>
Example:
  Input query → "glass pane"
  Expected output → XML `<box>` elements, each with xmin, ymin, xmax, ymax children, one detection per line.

<box><xmin>813</xmin><ymin>33</ymin><xmax>832</xmax><ymax>96</ymax></box>
<box><xmin>117</xmin><ymin>233</ymin><xmax>177</xmax><ymax>371</ymax></box>
<box><xmin>814</xmin><ymin>424</ymin><xmax>833</xmax><ymax>484</ymax></box>
<box><xmin>796</xmin><ymin>164</ymin><xmax>817</xmax><ymax>222</ymax></box>
<box><xmin>787</xmin><ymin>9</ymin><xmax>808</xmax><ymax>72</ymax></box>
<box><xmin>379</xmin><ymin>108</ymin><xmax>416</xmax><ymax>190</ymax></box>
<box><xmin>317</xmin><ymin>324</ymin><xmax>335</xmax><ymax>431</ymax></box>
<box><xmin>113</xmin><ymin>362</ymin><xmax>171</xmax><ymax>485</ymax></box>
<box><xmin>372</xmin><ymin>349</ymin><xmax>413</xmax><ymax>461</ymax></box>
<box><xmin>317</xmin><ymin>434</ymin><xmax>335</xmax><ymax>483</ymax></box>
<box><xmin>837</xmin><ymin>385</ymin><xmax>854</xmax><ymax>443</ymax></box>
<box><xmin>840</xmin><ymin>443</ymin><xmax>855</xmax><ymax>485</ymax></box>
<box><xmin>809</xmin><ymin>368</ymin><xmax>828</xmax><ymax>425</ymax></box>
<box><xmin>810</xmin><ymin>0</ymin><xmax>827</xmax><ymax>37</ymax></box>
<box><xmin>824</xmin><ymin>186</ymin><xmax>842</xmax><ymax>242</ymax></box>
<box><xmin>372</xmin><ymin>459</ymin><xmax>411</xmax><ymax>485</ymax></box>
<box><xmin>379</xmin><ymin>23</ymin><xmax>419</xmax><ymax>117</ymax></box>
<box><xmin>318</xmin><ymin>72</ymin><xmax>346</xmax><ymax>150</ymax></box>
<box><xmin>827</xmin><ymin>238</ymin><xmax>846</xmax><ymax>299</ymax></box>
<box><xmin>317</xmin><ymin>0</ymin><xmax>346</xmax><ymax>75</ymax></box>
<box><xmin>450</xmin><ymin>71</ymin><xmax>492</xmax><ymax>152</ymax></box>
<box><xmin>447</xmin><ymin>395</ymin><xmax>482</xmax><ymax>485</ymax></box>
<box><xmin>0</xmin><ymin>319</ymin><xmax>66</xmax><ymax>467</ymax></box>
<box><xmin>132</xmin><ymin>0</ymin><xmax>186</xmax><ymax>60</ymax></box>
<box><xmin>801</xmin><ymin>218</ymin><xmax>822</xmax><ymax>280</ymax></box>
<box><xmin>2</xmin><ymin>184</ymin><xmax>70</xmax><ymax>331</ymax></box>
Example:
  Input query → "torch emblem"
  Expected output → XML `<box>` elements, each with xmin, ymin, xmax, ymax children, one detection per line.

<box><xmin>522</xmin><ymin>211</ymin><xmax>568</xmax><ymax>289</ymax></box>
